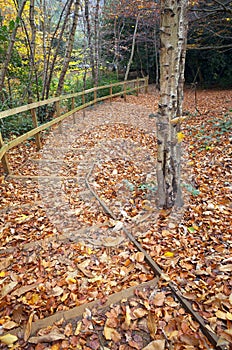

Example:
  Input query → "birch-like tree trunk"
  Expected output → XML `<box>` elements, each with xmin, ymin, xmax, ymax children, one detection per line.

<box><xmin>156</xmin><ymin>0</ymin><xmax>189</xmax><ymax>209</ymax></box>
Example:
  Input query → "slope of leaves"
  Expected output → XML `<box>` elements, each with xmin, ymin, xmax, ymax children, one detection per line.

<box><xmin>0</xmin><ymin>87</ymin><xmax>231</xmax><ymax>349</ymax></box>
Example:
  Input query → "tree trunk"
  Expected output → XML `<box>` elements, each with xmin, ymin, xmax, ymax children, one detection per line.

<box><xmin>156</xmin><ymin>0</ymin><xmax>189</xmax><ymax>209</ymax></box>
<box><xmin>0</xmin><ymin>0</ymin><xmax>27</xmax><ymax>96</ymax></box>
<box><xmin>124</xmin><ymin>14</ymin><xmax>140</xmax><ymax>81</ymax></box>
<box><xmin>93</xmin><ymin>0</ymin><xmax>100</xmax><ymax>86</ymax></box>
<box><xmin>56</xmin><ymin>0</ymin><xmax>80</xmax><ymax>95</ymax></box>
<box><xmin>84</xmin><ymin>0</ymin><xmax>95</xmax><ymax>83</ymax></box>
<box><xmin>43</xmin><ymin>0</ymin><xmax>73</xmax><ymax>99</ymax></box>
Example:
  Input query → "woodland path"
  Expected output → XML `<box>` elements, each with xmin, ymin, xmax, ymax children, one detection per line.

<box><xmin>0</xmin><ymin>86</ymin><xmax>231</xmax><ymax>349</ymax></box>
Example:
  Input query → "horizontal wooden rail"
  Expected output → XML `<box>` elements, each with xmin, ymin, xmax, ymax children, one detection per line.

<box><xmin>0</xmin><ymin>77</ymin><xmax>148</xmax><ymax>174</ymax></box>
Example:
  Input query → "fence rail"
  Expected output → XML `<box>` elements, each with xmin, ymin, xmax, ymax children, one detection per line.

<box><xmin>0</xmin><ymin>77</ymin><xmax>148</xmax><ymax>175</ymax></box>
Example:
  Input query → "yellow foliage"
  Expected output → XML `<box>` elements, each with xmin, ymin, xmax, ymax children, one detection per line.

<box><xmin>0</xmin><ymin>0</ymin><xmax>17</xmax><ymax>24</ymax></box>
<box><xmin>177</xmin><ymin>132</ymin><xmax>185</xmax><ymax>143</ymax></box>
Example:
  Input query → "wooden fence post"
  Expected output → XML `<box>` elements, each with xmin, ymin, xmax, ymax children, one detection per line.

<box><xmin>145</xmin><ymin>76</ymin><xmax>149</xmax><ymax>93</ymax></box>
<box><xmin>71</xmin><ymin>97</ymin><xmax>76</xmax><ymax>124</ymax></box>
<box><xmin>29</xmin><ymin>105</ymin><xmax>42</xmax><ymax>151</ymax></box>
<box><xmin>94</xmin><ymin>87</ymin><xmax>97</xmax><ymax>105</ymax></box>
<box><xmin>138</xmin><ymin>78</ymin><xmax>141</xmax><ymax>95</ymax></box>
<box><xmin>82</xmin><ymin>91</ymin><xmax>85</xmax><ymax>118</ymax></box>
<box><xmin>0</xmin><ymin>132</ymin><xmax>10</xmax><ymax>174</ymax></box>
<box><xmin>55</xmin><ymin>101</ymin><xmax>62</xmax><ymax>133</ymax></box>
<box><xmin>110</xmin><ymin>84</ymin><xmax>112</xmax><ymax>103</ymax></box>
<box><xmin>123</xmin><ymin>81</ymin><xmax>127</xmax><ymax>102</ymax></box>
<box><xmin>136</xmin><ymin>78</ymin><xmax>139</xmax><ymax>96</ymax></box>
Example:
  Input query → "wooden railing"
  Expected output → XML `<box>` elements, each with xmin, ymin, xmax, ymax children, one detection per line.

<box><xmin>0</xmin><ymin>77</ymin><xmax>148</xmax><ymax>175</ymax></box>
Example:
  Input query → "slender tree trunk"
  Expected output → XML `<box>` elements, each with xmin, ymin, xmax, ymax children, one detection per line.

<box><xmin>156</xmin><ymin>0</ymin><xmax>189</xmax><ymax>209</ymax></box>
<box><xmin>124</xmin><ymin>14</ymin><xmax>140</xmax><ymax>81</ymax></box>
<box><xmin>84</xmin><ymin>0</ymin><xmax>95</xmax><ymax>82</ymax></box>
<box><xmin>56</xmin><ymin>0</ymin><xmax>80</xmax><ymax>95</ymax></box>
<box><xmin>0</xmin><ymin>0</ymin><xmax>27</xmax><ymax>96</ymax></box>
<box><xmin>93</xmin><ymin>0</ymin><xmax>100</xmax><ymax>86</ymax></box>
<box><xmin>44</xmin><ymin>0</ymin><xmax>73</xmax><ymax>99</ymax></box>
<box><xmin>154</xmin><ymin>26</ymin><xmax>159</xmax><ymax>89</ymax></box>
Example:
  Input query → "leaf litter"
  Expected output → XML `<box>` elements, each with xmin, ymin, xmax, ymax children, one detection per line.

<box><xmin>0</xmin><ymin>86</ymin><xmax>231</xmax><ymax>348</ymax></box>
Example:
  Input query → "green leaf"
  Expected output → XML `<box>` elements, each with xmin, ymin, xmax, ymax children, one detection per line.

<box><xmin>9</xmin><ymin>20</ymin><xmax>15</xmax><ymax>31</ymax></box>
<box><xmin>187</xmin><ymin>227</ymin><xmax>196</xmax><ymax>233</ymax></box>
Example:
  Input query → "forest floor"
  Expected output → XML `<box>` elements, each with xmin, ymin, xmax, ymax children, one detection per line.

<box><xmin>0</xmin><ymin>86</ymin><xmax>231</xmax><ymax>350</ymax></box>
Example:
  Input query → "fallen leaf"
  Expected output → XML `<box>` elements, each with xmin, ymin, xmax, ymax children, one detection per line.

<box><xmin>219</xmin><ymin>264</ymin><xmax>232</xmax><ymax>272</ymax></box>
<box><xmin>2</xmin><ymin>321</ymin><xmax>18</xmax><ymax>330</ymax></box>
<box><xmin>216</xmin><ymin>310</ymin><xmax>227</xmax><ymax>320</ymax></box>
<box><xmin>103</xmin><ymin>325</ymin><xmax>121</xmax><ymax>342</ymax></box>
<box><xmin>112</xmin><ymin>221</ymin><xmax>123</xmax><ymax>232</ymax></box>
<box><xmin>177</xmin><ymin>132</ymin><xmax>185</xmax><ymax>143</ymax></box>
<box><xmin>124</xmin><ymin>305</ymin><xmax>131</xmax><ymax>327</ymax></box>
<box><xmin>142</xmin><ymin>339</ymin><xmax>165</xmax><ymax>350</ymax></box>
<box><xmin>147</xmin><ymin>311</ymin><xmax>157</xmax><ymax>338</ymax></box>
<box><xmin>0</xmin><ymin>333</ymin><xmax>18</xmax><ymax>346</ymax></box>
<box><xmin>180</xmin><ymin>334</ymin><xmax>199</xmax><ymax>346</ymax></box>
<box><xmin>51</xmin><ymin>286</ymin><xmax>64</xmax><ymax>297</ymax></box>
<box><xmin>11</xmin><ymin>282</ymin><xmax>40</xmax><ymax>297</ymax></box>
<box><xmin>134</xmin><ymin>252</ymin><xmax>145</xmax><ymax>262</ymax></box>
<box><xmin>102</xmin><ymin>235</ymin><xmax>125</xmax><ymax>247</ymax></box>
<box><xmin>24</xmin><ymin>312</ymin><xmax>34</xmax><ymax>341</ymax></box>
<box><xmin>77</xmin><ymin>262</ymin><xmax>93</xmax><ymax>278</ymax></box>
<box><xmin>216</xmin><ymin>336</ymin><xmax>230</xmax><ymax>346</ymax></box>
<box><xmin>133</xmin><ymin>307</ymin><xmax>148</xmax><ymax>319</ymax></box>
<box><xmin>0</xmin><ymin>256</ymin><xmax>13</xmax><ymax>271</ymax></box>
<box><xmin>15</xmin><ymin>214</ymin><xmax>30</xmax><ymax>223</ymax></box>
<box><xmin>74</xmin><ymin>321</ymin><xmax>82</xmax><ymax>335</ymax></box>
<box><xmin>164</xmin><ymin>251</ymin><xmax>174</xmax><ymax>258</ymax></box>
<box><xmin>28</xmin><ymin>330</ymin><xmax>66</xmax><ymax>344</ymax></box>
<box><xmin>153</xmin><ymin>292</ymin><xmax>165</xmax><ymax>306</ymax></box>
<box><xmin>0</xmin><ymin>281</ymin><xmax>18</xmax><ymax>299</ymax></box>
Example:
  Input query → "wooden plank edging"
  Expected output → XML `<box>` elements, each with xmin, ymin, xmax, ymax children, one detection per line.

<box><xmin>9</xmin><ymin>277</ymin><xmax>159</xmax><ymax>339</ymax></box>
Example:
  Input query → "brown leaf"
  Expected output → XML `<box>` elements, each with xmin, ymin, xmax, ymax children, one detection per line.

<box><xmin>103</xmin><ymin>325</ymin><xmax>121</xmax><ymax>342</ymax></box>
<box><xmin>147</xmin><ymin>311</ymin><xmax>157</xmax><ymax>338</ymax></box>
<box><xmin>153</xmin><ymin>292</ymin><xmax>165</xmax><ymax>306</ymax></box>
<box><xmin>133</xmin><ymin>307</ymin><xmax>147</xmax><ymax>319</ymax></box>
<box><xmin>216</xmin><ymin>310</ymin><xmax>227</xmax><ymax>320</ymax></box>
<box><xmin>0</xmin><ymin>281</ymin><xmax>18</xmax><ymax>299</ymax></box>
<box><xmin>24</xmin><ymin>312</ymin><xmax>34</xmax><ymax>341</ymax></box>
<box><xmin>142</xmin><ymin>339</ymin><xmax>165</xmax><ymax>350</ymax></box>
<box><xmin>11</xmin><ymin>282</ymin><xmax>40</xmax><ymax>297</ymax></box>
<box><xmin>0</xmin><ymin>256</ymin><xmax>13</xmax><ymax>271</ymax></box>
<box><xmin>77</xmin><ymin>262</ymin><xmax>93</xmax><ymax>278</ymax></box>
<box><xmin>219</xmin><ymin>264</ymin><xmax>232</xmax><ymax>272</ymax></box>
<box><xmin>2</xmin><ymin>321</ymin><xmax>18</xmax><ymax>330</ymax></box>
<box><xmin>180</xmin><ymin>334</ymin><xmax>199</xmax><ymax>346</ymax></box>
<box><xmin>28</xmin><ymin>330</ymin><xmax>65</xmax><ymax>344</ymax></box>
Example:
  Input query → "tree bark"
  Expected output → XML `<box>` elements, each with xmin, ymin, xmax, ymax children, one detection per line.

<box><xmin>156</xmin><ymin>0</ymin><xmax>189</xmax><ymax>209</ymax></box>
